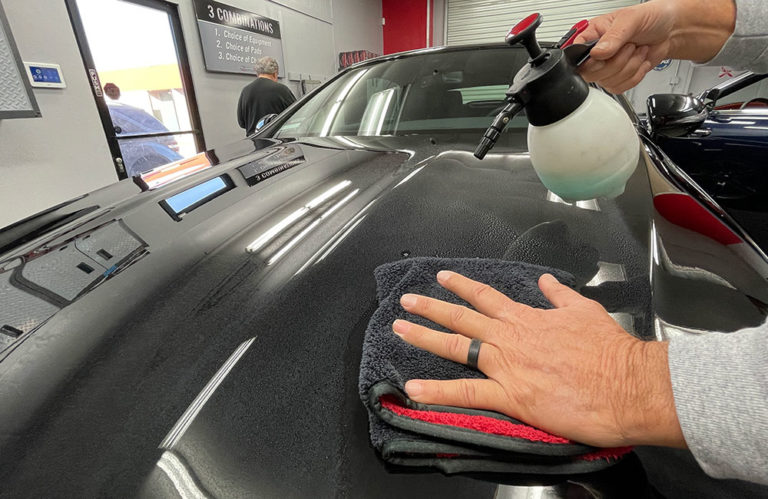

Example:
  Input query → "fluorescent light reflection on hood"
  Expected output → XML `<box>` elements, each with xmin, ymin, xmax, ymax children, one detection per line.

<box><xmin>267</xmin><ymin>188</ymin><xmax>360</xmax><ymax>265</ymax></box>
<box><xmin>246</xmin><ymin>180</ymin><xmax>352</xmax><ymax>253</ymax></box>
<box><xmin>156</xmin><ymin>451</ymin><xmax>211</xmax><ymax>499</ymax></box>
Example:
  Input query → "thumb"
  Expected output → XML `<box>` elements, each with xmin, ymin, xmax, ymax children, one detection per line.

<box><xmin>538</xmin><ymin>274</ymin><xmax>585</xmax><ymax>308</ymax></box>
<box><xmin>590</xmin><ymin>11</ymin><xmax>644</xmax><ymax>60</ymax></box>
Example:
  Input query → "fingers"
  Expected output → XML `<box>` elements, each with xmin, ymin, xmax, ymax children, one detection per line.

<box><xmin>589</xmin><ymin>9</ymin><xmax>645</xmax><ymax>61</ymax></box>
<box><xmin>405</xmin><ymin>378</ymin><xmax>508</xmax><ymax>412</ymax></box>
<box><xmin>604</xmin><ymin>59</ymin><xmax>653</xmax><ymax>94</ymax></box>
<box><xmin>393</xmin><ymin>319</ymin><xmax>496</xmax><ymax>371</ymax></box>
<box><xmin>580</xmin><ymin>43</ymin><xmax>637</xmax><ymax>83</ymax></box>
<box><xmin>538</xmin><ymin>274</ymin><xmax>585</xmax><ymax>309</ymax></box>
<box><xmin>600</xmin><ymin>45</ymin><xmax>651</xmax><ymax>94</ymax></box>
<box><xmin>400</xmin><ymin>292</ymin><xmax>497</xmax><ymax>341</ymax></box>
<box><xmin>573</xmin><ymin>13</ymin><xmax>614</xmax><ymax>46</ymax></box>
<box><xmin>435</xmin><ymin>270</ymin><xmax>531</xmax><ymax>321</ymax></box>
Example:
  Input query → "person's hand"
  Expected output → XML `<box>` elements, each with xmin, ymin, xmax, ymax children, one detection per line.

<box><xmin>575</xmin><ymin>0</ymin><xmax>736</xmax><ymax>94</ymax></box>
<box><xmin>575</xmin><ymin>1</ymin><xmax>674</xmax><ymax>94</ymax></box>
<box><xmin>393</xmin><ymin>270</ymin><xmax>686</xmax><ymax>448</ymax></box>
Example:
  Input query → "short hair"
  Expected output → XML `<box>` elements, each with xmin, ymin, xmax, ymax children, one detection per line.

<box><xmin>255</xmin><ymin>57</ymin><xmax>279</xmax><ymax>75</ymax></box>
<box><xmin>103</xmin><ymin>82</ymin><xmax>120</xmax><ymax>100</ymax></box>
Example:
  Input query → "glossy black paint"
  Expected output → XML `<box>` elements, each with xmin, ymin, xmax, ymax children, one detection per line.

<box><xmin>1</xmin><ymin>45</ymin><xmax>767</xmax><ymax>498</ymax></box>
<box><xmin>647</xmin><ymin>94</ymin><xmax>708</xmax><ymax>137</ymax></box>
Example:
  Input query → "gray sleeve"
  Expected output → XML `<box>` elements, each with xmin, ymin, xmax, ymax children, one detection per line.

<box><xmin>702</xmin><ymin>0</ymin><xmax>768</xmax><ymax>73</ymax></box>
<box><xmin>668</xmin><ymin>323</ymin><xmax>768</xmax><ymax>485</ymax></box>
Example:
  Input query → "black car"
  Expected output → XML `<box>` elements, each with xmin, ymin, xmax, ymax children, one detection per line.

<box><xmin>1</xmin><ymin>44</ymin><xmax>767</xmax><ymax>498</ymax></box>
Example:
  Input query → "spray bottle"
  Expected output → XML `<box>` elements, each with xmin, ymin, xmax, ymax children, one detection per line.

<box><xmin>475</xmin><ymin>14</ymin><xmax>639</xmax><ymax>202</ymax></box>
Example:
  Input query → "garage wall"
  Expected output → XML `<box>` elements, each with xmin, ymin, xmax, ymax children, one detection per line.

<box><xmin>171</xmin><ymin>0</ymin><xmax>335</xmax><ymax>150</ymax></box>
<box><xmin>626</xmin><ymin>60</ymin><xmax>695</xmax><ymax>114</ymax></box>
<box><xmin>444</xmin><ymin>0</ymin><xmax>639</xmax><ymax>45</ymax></box>
<box><xmin>0</xmin><ymin>0</ymin><xmax>382</xmax><ymax>229</ymax></box>
<box><xmin>432</xmin><ymin>0</ymin><xmax>445</xmax><ymax>46</ymax></box>
<box><xmin>435</xmin><ymin>1</ymin><xmax>744</xmax><ymax>116</ymax></box>
<box><xmin>0</xmin><ymin>0</ymin><xmax>118</xmax><ymax>229</ymax></box>
<box><xmin>382</xmin><ymin>0</ymin><xmax>430</xmax><ymax>55</ymax></box>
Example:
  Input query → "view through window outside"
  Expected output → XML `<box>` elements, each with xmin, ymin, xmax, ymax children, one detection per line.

<box><xmin>76</xmin><ymin>0</ymin><xmax>199</xmax><ymax>176</ymax></box>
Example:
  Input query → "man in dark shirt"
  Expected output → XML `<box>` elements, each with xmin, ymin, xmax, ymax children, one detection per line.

<box><xmin>237</xmin><ymin>57</ymin><xmax>296</xmax><ymax>136</ymax></box>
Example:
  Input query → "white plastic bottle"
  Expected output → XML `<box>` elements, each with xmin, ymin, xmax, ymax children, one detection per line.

<box><xmin>527</xmin><ymin>88</ymin><xmax>639</xmax><ymax>202</ymax></box>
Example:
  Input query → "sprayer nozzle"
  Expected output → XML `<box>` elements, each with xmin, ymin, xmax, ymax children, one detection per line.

<box><xmin>474</xmin><ymin>139</ymin><xmax>493</xmax><ymax>159</ymax></box>
<box><xmin>474</xmin><ymin>100</ymin><xmax>524</xmax><ymax>160</ymax></box>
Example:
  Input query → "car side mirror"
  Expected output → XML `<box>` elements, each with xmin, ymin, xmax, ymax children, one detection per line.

<box><xmin>255</xmin><ymin>113</ymin><xmax>278</xmax><ymax>132</ymax></box>
<box><xmin>646</xmin><ymin>94</ymin><xmax>707</xmax><ymax>138</ymax></box>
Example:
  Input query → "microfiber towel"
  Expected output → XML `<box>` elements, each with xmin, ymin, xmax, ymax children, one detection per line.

<box><xmin>359</xmin><ymin>257</ymin><xmax>632</xmax><ymax>475</ymax></box>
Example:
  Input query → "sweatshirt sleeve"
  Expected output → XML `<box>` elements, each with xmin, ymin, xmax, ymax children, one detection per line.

<box><xmin>702</xmin><ymin>0</ymin><xmax>768</xmax><ymax>73</ymax></box>
<box><xmin>668</xmin><ymin>323</ymin><xmax>768</xmax><ymax>485</ymax></box>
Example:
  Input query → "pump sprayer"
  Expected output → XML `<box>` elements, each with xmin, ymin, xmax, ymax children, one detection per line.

<box><xmin>475</xmin><ymin>14</ymin><xmax>639</xmax><ymax>202</ymax></box>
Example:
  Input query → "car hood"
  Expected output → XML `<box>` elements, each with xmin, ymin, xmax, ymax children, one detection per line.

<box><xmin>0</xmin><ymin>133</ymin><xmax>760</xmax><ymax>497</ymax></box>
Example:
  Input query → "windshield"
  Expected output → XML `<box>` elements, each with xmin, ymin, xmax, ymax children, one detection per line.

<box><xmin>273</xmin><ymin>47</ymin><xmax>530</xmax><ymax>139</ymax></box>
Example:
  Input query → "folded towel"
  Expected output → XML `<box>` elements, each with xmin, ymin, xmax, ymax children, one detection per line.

<box><xmin>359</xmin><ymin>257</ymin><xmax>632</xmax><ymax>475</ymax></box>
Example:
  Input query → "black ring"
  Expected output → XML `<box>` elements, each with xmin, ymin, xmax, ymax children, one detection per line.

<box><xmin>466</xmin><ymin>338</ymin><xmax>482</xmax><ymax>370</ymax></box>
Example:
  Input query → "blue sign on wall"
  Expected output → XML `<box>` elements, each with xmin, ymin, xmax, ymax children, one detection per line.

<box><xmin>29</xmin><ymin>66</ymin><xmax>62</xmax><ymax>84</ymax></box>
<box><xmin>654</xmin><ymin>59</ymin><xmax>672</xmax><ymax>71</ymax></box>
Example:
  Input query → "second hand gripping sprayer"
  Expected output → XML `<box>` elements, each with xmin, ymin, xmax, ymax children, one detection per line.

<box><xmin>474</xmin><ymin>13</ymin><xmax>640</xmax><ymax>202</ymax></box>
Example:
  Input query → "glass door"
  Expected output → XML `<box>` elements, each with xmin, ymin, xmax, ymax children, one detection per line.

<box><xmin>67</xmin><ymin>0</ymin><xmax>205</xmax><ymax>178</ymax></box>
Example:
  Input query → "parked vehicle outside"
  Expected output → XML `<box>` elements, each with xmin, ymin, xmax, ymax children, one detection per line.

<box><xmin>108</xmin><ymin>102</ymin><xmax>183</xmax><ymax>176</ymax></box>
<box><xmin>0</xmin><ymin>45</ymin><xmax>767</xmax><ymax>498</ymax></box>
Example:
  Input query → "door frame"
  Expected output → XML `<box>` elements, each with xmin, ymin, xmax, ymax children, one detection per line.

<box><xmin>65</xmin><ymin>0</ymin><xmax>206</xmax><ymax>179</ymax></box>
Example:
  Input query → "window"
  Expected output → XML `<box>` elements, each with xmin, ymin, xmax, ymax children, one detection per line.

<box><xmin>273</xmin><ymin>47</ymin><xmax>529</xmax><ymax>139</ymax></box>
<box><xmin>67</xmin><ymin>0</ymin><xmax>205</xmax><ymax>178</ymax></box>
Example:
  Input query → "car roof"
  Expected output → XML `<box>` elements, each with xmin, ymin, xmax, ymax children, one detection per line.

<box><xmin>341</xmin><ymin>42</ymin><xmax>548</xmax><ymax>72</ymax></box>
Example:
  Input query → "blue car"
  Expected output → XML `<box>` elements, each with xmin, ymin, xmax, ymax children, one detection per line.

<box><xmin>108</xmin><ymin>103</ymin><xmax>183</xmax><ymax>177</ymax></box>
<box><xmin>647</xmin><ymin>72</ymin><xmax>768</xmax><ymax>247</ymax></box>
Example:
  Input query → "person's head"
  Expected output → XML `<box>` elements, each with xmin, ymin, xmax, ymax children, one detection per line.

<box><xmin>255</xmin><ymin>57</ymin><xmax>279</xmax><ymax>81</ymax></box>
<box><xmin>104</xmin><ymin>83</ymin><xmax>121</xmax><ymax>100</ymax></box>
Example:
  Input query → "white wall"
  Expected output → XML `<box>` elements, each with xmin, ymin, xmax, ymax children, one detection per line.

<box><xmin>626</xmin><ymin>60</ymin><xmax>695</xmax><ymax>114</ymax></box>
<box><xmin>0</xmin><ymin>0</ymin><xmax>118</xmax><ymax>228</ymax></box>
<box><xmin>0</xmin><ymin>0</ymin><xmax>382</xmax><ymax>229</ymax></box>
<box><xmin>331</xmin><ymin>0</ymin><xmax>383</xmax><ymax>56</ymax></box>
<box><xmin>433</xmin><ymin>0</ymin><xmax>446</xmax><ymax>46</ymax></box>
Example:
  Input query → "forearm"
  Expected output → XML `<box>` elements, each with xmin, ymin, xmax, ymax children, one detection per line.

<box><xmin>620</xmin><ymin>341</ymin><xmax>686</xmax><ymax>448</ymax></box>
<box><xmin>669</xmin><ymin>0</ymin><xmax>736</xmax><ymax>62</ymax></box>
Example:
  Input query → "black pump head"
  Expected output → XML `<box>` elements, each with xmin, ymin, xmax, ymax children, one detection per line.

<box><xmin>475</xmin><ymin>14</ymin><xmax>598</xmax><ymax>159</ymax></box>
<box><xmin>505</xmin><ymin>14</ymin><xmax>593</xmax><ymax>126</ymax></box>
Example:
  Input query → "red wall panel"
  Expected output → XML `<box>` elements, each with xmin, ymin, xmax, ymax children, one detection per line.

<box><xmin>382</xmin><ymin>0</ymin><xmax>433</xmax><ymax>55</ymax></box>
